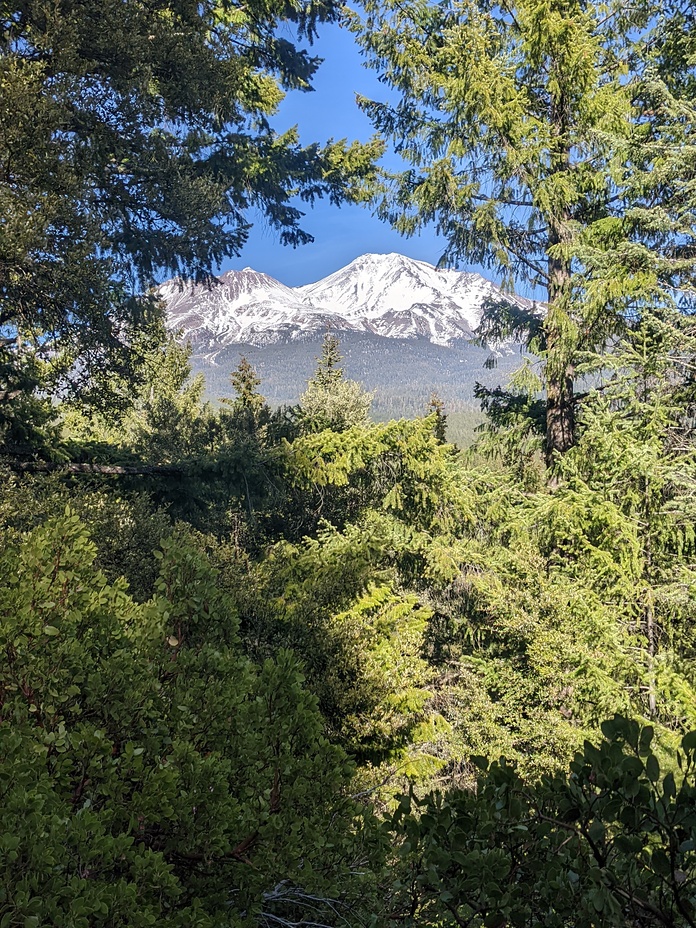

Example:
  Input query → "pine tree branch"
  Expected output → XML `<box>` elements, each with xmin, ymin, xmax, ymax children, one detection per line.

<box><xmin>504</xmin><ymin>244</ymin><xmax>549</xmax><ymax>282</ymax></box>
<box><xmin>5</xmin><ymin>460</ymin><xmax>184</xmax><ymax>475</ymax></box>
<box><xmin>471</xmin><ymin>192</ymin><xmax>535</xmax><ymax>209</ymax></box>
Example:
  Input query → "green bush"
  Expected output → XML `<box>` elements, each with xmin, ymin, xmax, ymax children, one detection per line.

<box><xmin>0</xmin><ymin>513</ymin><xmax>378</xmax><ymax>926</ymax></box>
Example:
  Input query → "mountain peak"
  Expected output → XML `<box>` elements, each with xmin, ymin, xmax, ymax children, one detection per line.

<box><xmin>162</xmin><ymin>253</ymin><xmax>535</xmax><ymax>349</ymax></box>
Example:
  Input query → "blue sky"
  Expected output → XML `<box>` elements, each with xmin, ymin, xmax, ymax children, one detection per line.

<box><xmin>219</xmin><ymin>22</ymin><xmax>451</xmax><ymax>287</ymax></box>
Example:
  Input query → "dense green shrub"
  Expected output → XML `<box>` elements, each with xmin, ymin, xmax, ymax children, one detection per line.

<box><xmin>0</xmin><ymin>513</ymin><xmax>379</xmax><ymax>926</ymax></box>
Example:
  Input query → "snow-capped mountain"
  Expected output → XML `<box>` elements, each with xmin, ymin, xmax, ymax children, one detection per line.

<box><xmin>297</xmin><ymin>253</ymin><xmax>520</xmax><ymax>342</ymax></box>
<box><xmin>159</xmin><ymin>268</ymin><xmax>349</xmax><ymax>349</ymax></box>
<box><xmin>161</xmin><ymin>252</ymin><xmax>535</xmax><ymax>350</ymax></box>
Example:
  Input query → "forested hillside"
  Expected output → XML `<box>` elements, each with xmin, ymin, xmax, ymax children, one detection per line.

<box><xmin>2</xmin><ymin>0</ymin><xmax>696</xmax><ymax>926</ymax></box>
<box><xmin>188</xmin><ymin>332</ymin><xmax>518</xmax><ymax>438</ymax></box>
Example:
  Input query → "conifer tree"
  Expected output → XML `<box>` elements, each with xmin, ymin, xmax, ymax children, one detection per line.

<box><xmin>559</xmin><ymin>309</ymin><xmax>696</xmax><ymax>723</ymax></box>
<box><xmin>62</xmin><ymin>335</ymin><xmax>210</xmax><ymax>464</ymax></box>
<box><xmin>221</xmin><ymin>357</ymin><xmax>268</xmax><ymax>436</ymax></box>
<box><xmin>0</xmin><ymin>0</ymin><xmax>381</xmax><ymax>411</ymax></box>
<box><xmin>230</xmin><ymin>357</ymin><xmax>264</xmax><ymax>412</ymax></box>
<box><xmin>300</xmin><ymin>333</ymin><xmax>373</xmax><ymax>432</ymax></box>
<box><xmin>427</xmin><ymin>392</ymin><xmax>448</xmax><ymax>444</ymax></box>
<box><xmin>312</xmin><ymin>333</ymin><xmax>345</xmax><ymax>388</ymax></box>
<box><xmin>350</xmin><ymin>0</ymin><xmax>696</xmax><ymax>462</ymax></box>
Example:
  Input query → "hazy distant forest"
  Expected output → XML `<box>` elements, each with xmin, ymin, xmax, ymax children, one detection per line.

<box><xmin>2</xmin><ymin>0</ymin><xmax>696</xmax><ymax>925</ymax></box>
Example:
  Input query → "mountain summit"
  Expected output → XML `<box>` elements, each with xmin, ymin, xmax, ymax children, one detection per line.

<box><xmin>161</xmin><ymin>253</ymin><xmax>534</xmax><ymax>350</ymax></box>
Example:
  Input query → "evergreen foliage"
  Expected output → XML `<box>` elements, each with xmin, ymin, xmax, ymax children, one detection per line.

<box><xmin>384</xmin><ymin>717</ymin><xmax>696</xmax><ymax>928</ymax></box>
<box><xmin>0</xmin><ymin>513</ymin><xmax>380</xmax><ymax>926</ymax></box>
<box><xmin>3</xmin><ymin>321</ymin><xmax>696</xmax><ymax>923</ymax></box>
<box><xmin>222</xmin><ymin>357</ymin><xmax>268</xmax><ymax>436</ymax></box>
<box><xmin>349</xmin><ymin>0</ymin><xmax>696</xmax><ymax>459</ymax></box>
<box><xmin>0</xmin><ymin>0</ymin><xmax>381</xmax><ymax>408</ymax></box>
<box><xmin>3</xmin><ymin>1</ymin><xmax>696</xmax><ymax>920</ymax></box>
<box><xmin>299</xmin><ymin>333</ymin><xmax>373</xmax><ymax>433</ymax></box>
<box><xmin>427</xmin><ymin>392</ymin><xmax>448</xmax><ymax>444</ymax></box>
<box><xmin>64</xmin><ymin>335</ymin><xmax>213</xmax><ymax>464</ymax></box>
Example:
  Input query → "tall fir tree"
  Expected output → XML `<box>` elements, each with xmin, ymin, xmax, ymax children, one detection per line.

<box><xmin>300</xmin><ymin>333</ymin><xmax>373</xmax><ymax>432</ymax></box>
<box><xmin>350</xmin><ymin>0</ymin><xmax>696</xmax><ymax>462</ymax></box>
<box><xmin>221</xmin><ymin>357</ymin><xmax>268</xmax><ymax>436</ymax></box>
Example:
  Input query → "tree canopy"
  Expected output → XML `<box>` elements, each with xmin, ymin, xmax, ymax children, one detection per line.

<box><xmin>2</xmin><ymin>1</ymin><xmax>696</xmax><ymax>924</ymax></box>
<box><xmin>0</xmin><ymin>0</ymin><xmax>381</xmax><ymax>405</ymax></box>
<box><xmin>349</xmin><ymin>0</ymin><xmax>696</xmax><ymax>458</ymax></box>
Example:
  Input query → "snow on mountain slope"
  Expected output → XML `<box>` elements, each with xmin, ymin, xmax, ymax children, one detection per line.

<box><xmin>161</xmin><ymin>253</ymin><xmax>536</xmax><ymax>350</ymax></box>
<box><xmin>296</xmin><ymin>253</ymin><xmax>526</xmax><ymax>344</ymax></box>
<box><xmin>161</xmin><ymin>268</ymin><xmax>349</xmax><ymax>349</ymax></box>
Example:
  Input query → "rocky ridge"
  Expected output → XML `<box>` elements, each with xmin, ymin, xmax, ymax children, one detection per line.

<box><xmin>161</xmin><ymin>252</ymin><xmax>536</xmax><ymax>353</ymax></box>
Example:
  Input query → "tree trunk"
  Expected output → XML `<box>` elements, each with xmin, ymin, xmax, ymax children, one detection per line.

<box><xmin>545</xmin><ymin>79</ymin><xmax>575</xmax><ymax>467</ymax></box>
<box><xmin>545</xmin><ymin>360</ymin><xmax>575</xmax><ymax>464</ymax></box>
<box><xmin>645</xmin><ymin>592</ymin><xmax>657</xmax><ymax>719</ymax></box>
<box><xmin>545</xmin><ymin>225</ymin><xmax>575</xmax><ymax>466</ymax></box>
